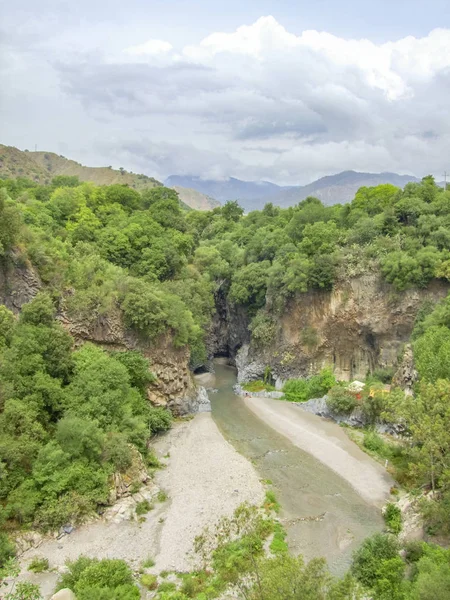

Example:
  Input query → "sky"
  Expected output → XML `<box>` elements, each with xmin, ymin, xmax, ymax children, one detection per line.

<box><xmin>1</xmin><ymin>0</ymin><xmax>450</xmax><ymax>185</ymax></box>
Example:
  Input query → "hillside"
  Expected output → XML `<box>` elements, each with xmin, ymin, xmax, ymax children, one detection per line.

<box><xmin>0</xmin><ymin>144</ymin><xmax>161</xmax><ymax>190</ymax></box>
<box><xmin>0</xmin><ymin>145</ymin><xmax>219</xmax><ymax>211</ymax></box>
<box><xmin>170</xmin><ymin>185</ymin><xmax>221</xmax><ymax>210</ymax></box>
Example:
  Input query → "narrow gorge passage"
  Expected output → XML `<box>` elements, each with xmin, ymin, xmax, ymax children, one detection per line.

<box><xmin>208</xmin><ymin>361</ymin><xmax>388</xmax><ymax>575</ymax></box>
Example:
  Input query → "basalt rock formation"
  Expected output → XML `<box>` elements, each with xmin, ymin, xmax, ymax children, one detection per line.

<box><xmin>236</xmin><ymin>274</ymin><xmax>449</xmax><ymax>385</ymax></box>
<box><xmin>1</xmin><ymin>255</ymin><xmax>198</xmax><ymax>414</ymax></box>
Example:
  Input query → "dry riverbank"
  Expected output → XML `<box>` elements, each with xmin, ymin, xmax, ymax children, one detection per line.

<box><xmin>244</xmin><ymin>395</ymin><xmax>394</xmax><ymax>507</ymax></box>
<box><xmin>16</xmin><ymin>413</ymin><xmax>264</xmax><ymax>598</ymax></box>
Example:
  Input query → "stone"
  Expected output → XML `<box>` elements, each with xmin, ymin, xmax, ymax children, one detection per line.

<box><xmin>51</xmin><ymin>589</ymin><xmax>77</xmax><ymax>600</ymax></box>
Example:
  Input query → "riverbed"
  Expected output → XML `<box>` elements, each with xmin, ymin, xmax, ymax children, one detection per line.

<box><xmin>207</xmin><ymin>362</ymin><xmax>391</xmax><ymax>574</ymax></box>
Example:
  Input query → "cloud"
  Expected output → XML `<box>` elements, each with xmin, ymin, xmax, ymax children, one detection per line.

<box><xmin>3</xmin><ymin>14</ymin><xmax>450</xmax><ymax>184</ymax></box>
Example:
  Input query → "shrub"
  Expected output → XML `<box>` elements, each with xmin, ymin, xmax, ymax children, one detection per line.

<box><xmin>57</xmin><ymin>557</ymin><xmax>139</xmax><ymax>599</ymax></box>
<box><xmin>282</xmin><ymin>378</ymin><xmax>309</xmax><ymax>402</ymax></box>
<box><xmin>103</xmin><ymin>433</ymin><xmax>133</xmax><ymax>473</ymax></box>
<box><xmin>0</xmin><ymin>532</ymin><xmax>15</xmax><ymax>567</ymax></box>
<box><xmin>351</xmin><ymin>533</ymin><xmax>400</xmax><ymax>587</ymax></box>
<box><xmin>264</xmin><ymin>491</ymin><xmax>280</xmax><ymax>514</ymax></box>
<box><xmin>283</xmin><ymin>369</ymin><xmax>336</xmax><ymax>403</ymax></box>
<box><xmin>141</xmin><ymin>573</ymin><xmax>158</xmax><ymax>590</ymax></box>
<box><xmin>384</xmin><ymin>503</ymin><xmax>402</xmax><ymax>534</ymax></box>
<box><xmin>157</xmin><ymin>490</ymin><xmax>168</xmax><ymax>503</ymax></box>
<box><xmin>28</xmin><ymin>556</ymin><xmax>49</xmax><ymax>573</ymax></box>
<box><xmin>326</xmin><ymin>386</ymin><xmax>357</xmax><ymax>414</ymax></box>
<box><xmin>363</xmin><ymin>431</ymin><xmax>389</xmax><ymax>456</ymax></box>
<box><xmin>136</xmin><ymin>500</ymin><xmax>153</xmax><ymax>515</ymax></box>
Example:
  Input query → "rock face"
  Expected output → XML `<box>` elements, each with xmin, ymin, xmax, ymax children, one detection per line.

<box><xmin>393</xmin><ymin>344</ymin><xmax>418</xmax><ymax>395</ymax></box>
<box><xmin>0</xmin><ymin>256</ymin><xmax>198</xmax><ymax>415</ymax></box>
<box><xmin>61</xmin><ymin>304</ymin><xmax>197</xmax><ymax>415</ymax></box>
<box><xmin>0</xmin><ymin>254</ymin><xmax>41</xmax><ymax>313</ymax></box>
<box><xmin>237</xmin><ymin>274</ymin><xmax>449</xmax><ymax>383</ymax></box>
<box><xmin>206</xmin><ymin>285</ymin><xmax>250</xmax><ymax>364</ymax></box>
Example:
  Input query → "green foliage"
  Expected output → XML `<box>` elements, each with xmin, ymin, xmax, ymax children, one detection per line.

<box><xmin>0</xmin><ymin>533</ymin><xmax>15</xmax><ymax>568</ymax></box>
<box><xmin>351</xmin><ymin>533</ymin><xmax>400</xmax><ymax>588</ymax></box>
<box><xmin>242</xmin><ymin>380</ymin><xmax>275</xmax><ymax>393</ymax></box>
<box><xmin>27</xmin><ymin>557</ymin><xmax>49</xmax><ymax>573</ymax></box>
<box><xmin>283</xmin><ymin>369</ymin><xmax>336</xmax><ymax>402</ymax></box>
<box><xmin>141</xmin><ymin>573</ymin><xmax>158</xmax><ymax>590</ymax></box>
<box><xmin>56</xmin><ymin>556</ymin><xmax>139</xmax><ymax>599</ymax></box>
<box><xmin>135</xmin><ymin>500</ymin><xmax>153</xmax><ymax>515</ymax></box>
<box><xmin>383</xmin><ymin>503</ymin><xmax>402</xmax><ymax>534</ymax></box>
<box><xmin>326</xmin><ymin>386</ymin><xmax>357</xmax><ymax>414</ymax></box>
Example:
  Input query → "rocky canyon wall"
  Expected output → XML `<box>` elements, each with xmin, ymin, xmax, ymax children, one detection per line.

<box><xmin>237</xmin><ymin>274</ymin><xmax>449</xmax><ymax>385</ymax></box>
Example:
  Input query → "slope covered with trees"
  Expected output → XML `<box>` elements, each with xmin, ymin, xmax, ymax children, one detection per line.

<box><xmin>1</xmin><ymin>171</ymin><xmax>450</xmax><ymax>598</ymax></box>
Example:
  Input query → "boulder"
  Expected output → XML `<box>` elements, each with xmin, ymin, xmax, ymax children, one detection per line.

<box><xmin>51</xmin><ymin>590</ymin><xmax>77</xmax><ymax>600</ymax></box>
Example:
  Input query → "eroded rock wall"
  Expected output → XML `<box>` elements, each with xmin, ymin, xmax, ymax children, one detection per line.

<box><xmin>206</xmin><ymin>285</ymin><xmax>250</xmax><ymax>364</ymax></box>
<box><xmin>238</xmin><ymin>274</ymin><xmax>449</xmax><ymax>383</ymax></box>
<box><xmin>61</xmin><ymin>305</ymin><xmax>197</xmax><ymax>415</ymax></box>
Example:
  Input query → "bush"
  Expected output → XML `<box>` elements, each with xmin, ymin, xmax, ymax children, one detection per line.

<box><xmin>0</xmin><ymin>532</ymin><xmax>15</xmax><ymax>567</ymax></box>
<box><xmin>283</xmin><ymin>369</ymin><xmax>336</xmax><ymax>403</ymax></box>
<box><xmin>351</xmin><ymin>533</ymin><xmax>400</xmax><ymax>587</ymax></box>
<box><xmin>28</xmin><ymin>556</ymin><xmax>49</xmax><ymax>573</ymax></box>
<box><xmin>384</xmin><ymin>503</ymin><xmax>402</xmax><ymax>534</ymax></box>
<box><xmin>326</xmin><ymin>386</ymin><xmax>357</xmax><ymax>414</ymax></box>
<box><xmin>57</xmin><ymin>557</ymin><xmax>139</xmax><ymax>599</ymax></box>
<box><xmin>141</xmin><ymin>573</ymin><xmax>158</xmax><ymax>590</ymax></box>
<box><xmin>135</xmin><ymin>500</ymin><xmax>153</xmax><ymax>515</ymax></box>
<box><xmin>363</xmin><ymin>431</ymin><xmax>388</xmax><ymax>455</ymax></box>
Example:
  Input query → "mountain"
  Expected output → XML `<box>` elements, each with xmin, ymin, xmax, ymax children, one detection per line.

<box><xmin>165</xmin><ymin>175</ymin><xmax>282</xmax><ymax>204</ymax></box>
<box><xmin>0</xmin><ymin>145</ymin><xmax>218</xmax><ymax>211</ymax></box>
<box><xmin>0</xmin><ymin>145</ymin><xmax>161</xmax><ymax>190</ymax></box>
<box><xmin>266</xmin><ymin>171</ymin><xmax>421</xmax><ymax>208</ymax></box>
<box><xmin>166</xmin><ymin>171</ymin><xmax>425</xmax><ymax>211</ymax></box>
<box><xmin>170</xmin><ymin>186</ymin><xmax>221</xmax><ymax>211</ymax></box>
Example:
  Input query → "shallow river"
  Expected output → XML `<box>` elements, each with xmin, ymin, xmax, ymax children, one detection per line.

<box><xmin>207</xmin><ymin>362</ymin><xmax>384</xmax><ymax>574</ymax></box>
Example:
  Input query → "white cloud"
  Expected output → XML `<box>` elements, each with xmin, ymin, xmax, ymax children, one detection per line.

<box><xmin>3</xmin><ymin>14</ymin><xmax>450</xmax><ymax>184</ymax></box>
<box><xmin>124</xmin><ymin>39</ymin><xmax>173</xmax><ymax>56</ymax></box>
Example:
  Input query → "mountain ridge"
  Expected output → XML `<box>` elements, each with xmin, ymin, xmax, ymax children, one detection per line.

<box><xmin>166</xmin><ymin>170</ymin><xmax>426</xmax><ymax>210</ymax></box>
<box><xmin>0</xmin><ymin>145</ymin><xmax>220</xmax><ymax>211</ymax></box>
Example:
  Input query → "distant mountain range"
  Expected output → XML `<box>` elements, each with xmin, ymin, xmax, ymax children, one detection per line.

<box><xmin>166</xmin><ymin>171</ymin><xmax>426</xmax><ymax>211</ymax></box>
<box><xmin>2</xmin><ymin>144</ymin><xmax>439</xmax><ymax>212</ymax></box>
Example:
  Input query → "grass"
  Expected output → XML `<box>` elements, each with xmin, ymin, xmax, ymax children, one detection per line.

<box><xmin>263</xmin><ymin>490</ymin><xmax>281</xmax><ymax>514</ymax></box>
<box><xmin>135</xmin><ymin>499</ymin><xmax>154</xmax><ymax>515</ymax></box>
<box><xmin>242</xmin><ymin>380</ymin><xmax>276</xmax><ymax>393</ymax></box>
<box><xmin>141</xmin><ymin>573</ymin><xmax>158</xmax><ymax>590</ymax></box>
<box><xmin>347</xmin><ymin>428</ymin><xmax>413</xmax><ymax>488</ymax></box>
<box><xmin>157</xmin><ymin>490</ymin><xmax>168</xmax><ymax>502</ymax></box>
<box><xmin>28</xmin><ymin>557</ymin><xmax>49</xmax><ymax>573</ymax></box>
<box><xmin>142</xmin><ymin>556</ymin><xmax>155</xmax><ymax>568</ymax></box>
<box><xmin>270</xmin><ymin>522</ymin><xmax>288</xmax><ymax>554</ymax></box>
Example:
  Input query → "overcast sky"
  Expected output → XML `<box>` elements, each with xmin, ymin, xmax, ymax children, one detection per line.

<box><xmin>1</xmin><ymin>1</ymin><xmax>450</xmax><ymax>185</ymax></box>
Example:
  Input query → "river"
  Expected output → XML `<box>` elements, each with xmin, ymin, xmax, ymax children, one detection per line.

<box><xmin>206</xmin><ymin>361</ymin><xmax>385</xmax><ymax>574</ymax></box>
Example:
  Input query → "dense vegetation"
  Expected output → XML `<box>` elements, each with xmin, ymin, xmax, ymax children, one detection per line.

<box><xmin>2</xmin><ymin>173</ymin><xmax>450</xmax><ymax>597</ymax></box>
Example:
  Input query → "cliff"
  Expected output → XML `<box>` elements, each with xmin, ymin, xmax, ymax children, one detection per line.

<box><xmin>61</xmin><ymin>305</ymin><xmax>198</xmax><ymax>415</ymax></box>
<box><xmin>237</xmin><ymin>274</ymin><xmax>449</xmax><ymax>384</ymax></box>
<box><xmin>0</xmin><ymin>255</ymin><xmax>198</xmax><ymax>414</ymax></box>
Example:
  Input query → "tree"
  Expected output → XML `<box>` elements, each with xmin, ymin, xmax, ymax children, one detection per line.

<box><xmin>351</xmin><ymin>533</ymin><xmax>400</xmax><ymax>588</ymax></box>
<box><xmin>221</xmin><ymin>200</ymin><xmax>244</xmax><ymax>222</ymax></box>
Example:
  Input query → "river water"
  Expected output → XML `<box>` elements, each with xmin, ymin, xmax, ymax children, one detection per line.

<box><xmin>206</xmin><ymin>361</ymin><xmax>384</xmax><ymax>574</ymax></box>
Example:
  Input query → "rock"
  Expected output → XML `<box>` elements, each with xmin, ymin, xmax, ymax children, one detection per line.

<box><xmin>51</xmin><ymin>589</ymin><xmax>77</xmax><ymax>600</ymax></box>
<box><xmin>189</xmin><ymin>386</ymin><xmax>211</xmax><ymax>413</ymax></box>
<box><xmin>238</xmin><ymin>274</ymin><xmax>448</xmax><ymax>383</ymax></box>
<box><xmin>393</xmin><ymin>344</ymin><xmax>418</xmax><ymax>395</ymax></box>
